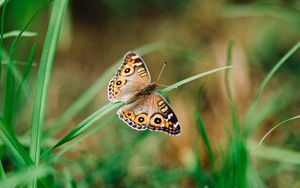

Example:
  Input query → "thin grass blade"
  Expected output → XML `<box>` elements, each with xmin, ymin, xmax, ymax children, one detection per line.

<box><xmin>51</xmin><ymin>116</ymin><xmax>116</xmax><ymax>162</ymax></box>
<box><xmin>162</xmin><ymin>66</ymin><xmax>232</xmax><ymax>93</ymax></box>
<box><xmin>194</xmin><ymin>110</ymin><xmax>215</xmax><ymax>168</ymax></box>
<box><xmin>0</xmin><ymin>0</ymin><xmax>8</xmax><ymax>86</ymax></box>
<box><xmin>3</xmin><ymin>30</ymin><xmax>37</xmax><ymax>39</ymax></box>
<box><xmin>252</xmin><ymin>115</ymin><xmax>300</xmax><ymax>154</ymax></box>
<box><xmin>244</xmin><ymin>40</ymin><xmax>300</xmax><ymax>133</ymax></box>
<box><xmin>44</xmin><ymin>103</ymin><xmax>122</xmax><ymax>156</ymax></box>
<box><xmin>249</xmin><ymin>141</ymin><xmax>300</xmax><ymax>165</ymax></box>
<box><xmin>30</xmin><ymin>0</ymin><xmax>68</xmax><ymax>164</ymax></box>
<box><xmin>0</xmin><ymin>162</ymin><xmax>5</xmax><ymax>178</ymax></box>
<box><xmin>12</xmin><ymin>43</ymin><xmax>36</xmax><ymax>125</ymax></box>
<box><xmin>2</xmin><ymin>0</ymin><xmax>50</xmax><ymax>128</ymax></box>
<box><xmin>0</xmin><ymin>118</ymin><xmax>33</xmax><ymax>166</ymax></box>
<box><xmin>224</xmin><ymin>41</ymin><xmax>240</xmax><ymax>132</ymax></box>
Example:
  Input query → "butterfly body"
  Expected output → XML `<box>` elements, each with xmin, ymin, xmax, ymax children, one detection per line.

<box><xmin>108</xmin><ymin>51</ymin><xmax>181</xmax><ymax>136</ymax></box>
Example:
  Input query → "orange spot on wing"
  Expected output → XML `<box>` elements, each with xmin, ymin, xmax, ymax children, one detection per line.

<box><xmin>137</xmin><ymin>67</ymin><xmax>145</xmax><ymax>72</ymax></box>
<box><xmin>160</xmin><ymin>106</ymin><xmax>168</xmax><ymax>113</ymax></box>
<box><xmin>140</xmin><ymin>73</ymin><xmax>147</xmax><ymax>77</ymax></box>
<box><xmin>157</xmin><ymin>100</ymin><xmax>164</xmax><ymax>106</ymax></box>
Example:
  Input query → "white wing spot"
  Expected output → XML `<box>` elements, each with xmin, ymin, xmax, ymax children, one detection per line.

<box><xmin>167</xmin><ymin>113</ymin><xmax>173</xmax><ymax>120</ymax></box>
<box><xmin>174</xmin><ymin>122</ymin><xmax>179</xmax><ymax>128</ymax></box>
<box><xmin>134</xmin><ymin>62</ymin><xmax>142</xmax><ymax>66</ymax></box>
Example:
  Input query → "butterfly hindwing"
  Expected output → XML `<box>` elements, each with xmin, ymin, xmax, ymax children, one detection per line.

<box><xmin>117</xmin><ymin>96</ymin><xmax>151</xmax><ymax>130</ymax></box>
<box><xmin>147</xmin><ymin>93</ymin><xmax>180</xmax><ymax>136</ymax></box>
<box><xmin>117</xmin><ymin>93</ymin><xmax>181</xmax><ymax>136</ymax></box>
<box><xmin>108</xmin><ymin>51</ymin><xmax>151</xmax><ymax>103</ymax></box>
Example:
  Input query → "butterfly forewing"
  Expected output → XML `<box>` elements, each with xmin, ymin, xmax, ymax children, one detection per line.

<box><xmin>108</xmin><ymin>51</ymin><xmax>151</xmax><ymax>103</ymax></box>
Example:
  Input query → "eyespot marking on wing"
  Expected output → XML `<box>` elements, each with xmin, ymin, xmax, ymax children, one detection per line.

<box><xmin>120</xmin><ymin>66</ymin><xmax>135</xmax><ymax>76</ymax></box>
<box><xmin>149</xmin><ymin>113</ymin><xmax>165</xmax><ymax>128</ymax></box>
<box><xmin>134</xmin><ymin>113</ymin><xmax>148</xmax><ymax>126</ymax></box>
<box><xmin>114</xmin><ymin>78</ymin><xmax>127</xmax><ymax>88</ymax></box>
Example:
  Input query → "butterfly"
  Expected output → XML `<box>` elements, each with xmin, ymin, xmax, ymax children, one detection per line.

<box><xmin>107</xmin><ymin>51</ymin><xmax>181</xmax><ymax>136</ymax></box>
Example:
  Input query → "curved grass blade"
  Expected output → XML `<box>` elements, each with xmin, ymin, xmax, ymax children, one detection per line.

<box><xmin>0</xmin><ymin>165</ymin><xmax>53</xmax><ymax>187</ymax></box>
<box><xmin>1</xmin><ymin>58</ymin><xmax>35</xmax><ymax>103</ymax></box>
<box><xmin>30</xmin><ymin>0</ymin><xmax>68</xmax><ymax>164</ymax></box>
<box><xmin>0</xmin><ymin>162</ymin><xmax>5</xmax><ymax>178</ymax></box>
<box><xmin>162</xmin><ymin>66</ymin><xmax>232</xmax><ymax>93</ymax></box>
<box><xmin>0</xmin><ymin>118</ymin><xmax>33</xmax><ymax>166</ymax></box>
<box><xmin>224</xmin><ymin>41</ymin><xmax>240</xmax><ymax>132</ymax></box>
<box><xmin>43</xmin><ymin>103</ymin><xmax>122</xmax><ymax>156</ymax></box>
<box><xmin>244</xmin><ymin>40</ymin><xmax>300</xmax><ymax>134</ymax></box>
<box><xmin>194</xmin><ymin>109</ymin><xmax>215</xmax><ymax>168</ymax></box>
<box><xmin>3</xmin><ymin>30</ymin><xmax>37</xmax><ymax>39</ymax></box>
<box><xmin>2</xmin><ymin>0</ymin><xmax>50</xmax><ymax>128</ymax></box>
<box><xmin>251</xmin><ymin>115</ymin><xmax>300</xmax><ymax>154</ymax></box>
<box><xmin>51</xmin><ymin>116</ymin><xmax>116</xmax><ymax>162</ymax></box>
<box><xmin>249</xmin><ymin>141</ymin><xmax>300</xmax><ymax>165</ymax></box>
<box><xmin>12</xmin><ymin>43</ymin><xmax>36</xmax><ymax>126</ymax></box>
<box><xmin>49</xmin><ymin>42</ymin><xmax>165</xmax><ymax>134</ymax></box>
<box><xmin>45</xmin><ymin>65</ymin><xmax>231</xmax><ymax>154</ymax></box>
<box><xmin>0</xmin><ymin>0</ymin><xmax>8</xmax><ymax>86</ymax></box>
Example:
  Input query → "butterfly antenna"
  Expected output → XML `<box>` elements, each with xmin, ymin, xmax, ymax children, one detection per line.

<box><xmin>157</xmin><ymin>61</ymin><xmax>167</xmax><ymax>83</ymax></box>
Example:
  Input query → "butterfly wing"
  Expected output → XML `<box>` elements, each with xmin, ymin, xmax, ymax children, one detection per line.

<box><xmin>117</xmin><ymin>96</ymin><xmax>151</xmax><ymax>130</ymax></box>
<box><xmin>108</xmin><ymin>51</ymin><xmax>151</xmax><ymax>103</ymax></box>
<box><xmin>117</xmin><ymin>93</ymin><xmax>181</xmax><ymax>136</ymax></box>
<box><xmin>147</xmin><ymin>93</ymin><xmax>181</xmax><ymax>136</ymax></box>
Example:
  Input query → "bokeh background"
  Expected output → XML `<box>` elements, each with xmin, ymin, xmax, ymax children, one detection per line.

<box><xmin>1</xmin><ymin>0</ymin><xmax>300</xmax><ymax>187</ymax></box>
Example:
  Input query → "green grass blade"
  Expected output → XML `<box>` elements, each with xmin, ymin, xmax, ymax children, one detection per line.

<box><xmin>9</xmin><ymin>61</ymin><xmax>34</xmax><ymax>102</ymax></box>
<box><xmin>2</xmin><ymin>0</ymin><xmax>50</xmax><ymax>128</ymax></box>
<box><xmin>12</xmin><ymin>43</ymin><xmax>36</xmax><ymax>125</ymax></box>
<box><xmin>0</xmin><ymin>166</ymin><xmax>53</xmax><ymax>187</ymax></box>
<box><xmin>0</xmin><ymin>162</ymin><xmax>5</xmax><ymax>178</ymax></box>
<box><xmin>248</xmin><ymin>86</ymin><xmax>293</xmax><ymax>135</ymax></box>
<box><xmin>249</xmin><ymin>141</ymin><xmax>300</xmax><ymax>165</ymax></box>
<box><xmin>194</xmin><ymin>110</ymin><xmax>215</xmax><ymax>168</ymax></box>
<box><xmin>3</xmin><ymin>30</ymin><xmax>37</xmax><ymax>39</ymax></box>
<box><xmin>0</xmin><ymin>118</ymin><xmax>33</xmax><ymax>166</ymax></box>
<box><xmin>49</xmin><ymin>42</ymin><xmax>165</xmax><ymax>134</ymax></box>
<box><xmin>44</xmin><ymin>103</ymin><xmax>122</xmax><ymax>156</ymax></box>
<box><xmin>51</xmin><ymin>116</ymin><xmax>116</xmax><ymax>162</ymax></box>
<box><xmin>0</xmin><ymin>0</ymin><xmax>8</xmax><ymax>86</ymax></box>
<box><xmin>244</xmin><ymin>40</ymin><xmax>300</xmax><ymax>133</ymax></box>
<box><xmin>30</xmin><ymin>0</ymin><xmax>68</xmax><ymax>165</ymax></box>
<box><xmin>162</xmin><ymin>66</ymin><xmax>232</xmax><ymax>93</ymax></box>
<box><xmin>252</xmin><ymin>115</ymin><xmax>300</xmax><ymax>154</ymax></box>
<box><xmin>224</xmin><ymin>41</ymin><xmax>240</xmax><ymax>133</ymax></box>
<box><xmin>224</xmin><ymin>41</ymin><xmax>234</xmax><ymax>103</ymax></box>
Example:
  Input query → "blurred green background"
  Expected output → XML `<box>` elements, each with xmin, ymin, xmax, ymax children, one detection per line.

<box><xmin>0</xmin><ymin>0</ymin><xmax>300</xmax><ymax>187</ymax></box>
